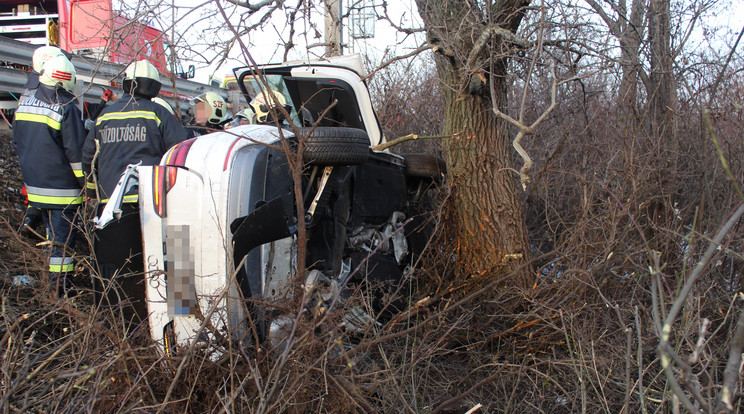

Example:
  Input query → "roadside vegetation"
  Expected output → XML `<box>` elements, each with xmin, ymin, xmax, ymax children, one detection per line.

<box><xmin>1</xmin><ymin>0</ymin><xmax>744</xmax><ymax>412</ymax></box>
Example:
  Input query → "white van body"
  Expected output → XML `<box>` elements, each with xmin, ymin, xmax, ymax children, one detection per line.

<box><xmin>139</xmin><ymin>125</ymin><xmax>295</xmax><ymax>352</ymax></box>
<box><xmin>98</xmin><ymin>55</ymin><xmax>442</xmax><ymax>355</ymax></box>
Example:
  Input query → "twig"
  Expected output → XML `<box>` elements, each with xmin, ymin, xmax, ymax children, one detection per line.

<box><xmin>371</xmin><ymin>133</ymin><xmax>454</xmax><ymax>152</ymax></box>
<box><xmin>635</xmin><ymin>307</ymin><xmax>648</xmax><ymax>414</ymax></box>
<box><xmin>716</xmin><ymin>306</ymin><xmax>744</xmax><ymax>412</ymax></box>
<box><xmin>657</xmin><ymin>203</ymin><xmax>744</xmax><ymax>413</ymax></box>
<box><xmin>363</xmin><ymin>44</ymin><xmax>436</xmax><ymax>81</ymax></box>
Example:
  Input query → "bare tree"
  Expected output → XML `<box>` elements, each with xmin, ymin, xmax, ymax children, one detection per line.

<box><xmin>412</xmin><ymin>0</ymin><xmax>533</xmax><ymax>281</ymax></box>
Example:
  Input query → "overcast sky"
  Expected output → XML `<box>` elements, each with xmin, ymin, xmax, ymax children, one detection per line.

<box><xmin>113</xmin><ymin>0</ymin><xmax>742</xmax><ymax>84</ymax></box>
<box><xmin>114</xmin><ymin>0</ymin><xmax>425</xmax><ymax>83</ymax></box>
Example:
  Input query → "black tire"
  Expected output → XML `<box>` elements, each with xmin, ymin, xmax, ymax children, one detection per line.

<box><xmin>299</xmin><ymin>127</ymin><xmax>370</xmax><ymax>165</ymax></box>
<box><xmin>404</xmin><ymin>154</ymin><xmax>446</xmax><ymax>178</ymax></box>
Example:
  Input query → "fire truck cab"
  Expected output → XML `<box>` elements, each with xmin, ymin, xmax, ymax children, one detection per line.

<box><xmin>0</xmin><ymin>0</ymin><xmax>180</xmax><ymax>75</ymax></box>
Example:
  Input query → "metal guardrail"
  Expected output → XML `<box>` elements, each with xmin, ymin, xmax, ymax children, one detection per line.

<box><xmin>0</xmin><ymin>35</ymin><xmax>239</xmax><ymax>114</ymax></box>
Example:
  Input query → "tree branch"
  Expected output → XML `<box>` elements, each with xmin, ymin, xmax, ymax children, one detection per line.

<box><xmin>224</xmin><ymin>0</ymin><xmax>279</xmax><ymax>12</ymax></box>
<box><xmin>584</xmin><ymin>0</ymin><xmax>621</xmax><ymax>36</ymax></box>
<box><xmin>717</xmin><ymin>306</ymin><xmax>744</xmax><ymax>412</ymax></box>
<box><xmin>372</xmin><ymin>133</ymin><xmax>454</xmax><ymax>151</ymax></box>
<box><xmin>363</xmin><ymin>43</ymin><xmax>436</xmax><ymax>81</ymax></box>
<box><xmin>491</xmin><ymin>63</ymin><xmax>559</xmax><ymax>190</ymax></box>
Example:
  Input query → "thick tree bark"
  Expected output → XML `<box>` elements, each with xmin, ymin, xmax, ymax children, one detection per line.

<box><xmin>415</xmin><ymin>0</ymin><xmax>531</xmax><ymax>282</ymax></box>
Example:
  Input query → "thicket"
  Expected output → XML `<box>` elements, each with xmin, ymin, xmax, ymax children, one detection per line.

<box><xmin>2</xmin><ymin>18</ymin><xmax>744</xmax><ymax>414</ymax></box>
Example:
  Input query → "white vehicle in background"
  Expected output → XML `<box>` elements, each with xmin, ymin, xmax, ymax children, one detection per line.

<box><xmin>98</xmin><ymin>55</ymin><xmax>445</xmax><ymax>355</ymax></box>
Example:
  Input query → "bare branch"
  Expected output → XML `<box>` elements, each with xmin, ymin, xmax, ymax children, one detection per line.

<box><xmin>371</xmin><ymin>133</ymin><xmax>453</xmax><ymax>152</ymax></box>
<box><xmin>584</xmin><ymin>0</ymin><xmax>621</xmax><ymax>36</ymax></box>
<box><xmin>491</xmin><ymin>62</ymin><xmax>558</xmax><ymax>190</ymax></box>
<box><xmin>717</xmin><ymin>306</ymin><xmax>744</xmax><ymax>412</ymax></box>
<box><xmin>379</xmin><ymin>0</ymin><xmax>426</xmax><ymax>35</ymax></box>
<box><xmin>363</xmin><ymin>43</ymin><xmax>436</xmax><ymax>81</ymax></box>
<box><xmin>224</xmin><ymin>0</ymin><xmax>280</xmax><ymax>12</ymax></box>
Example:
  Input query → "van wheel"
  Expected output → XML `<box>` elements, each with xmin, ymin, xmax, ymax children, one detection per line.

<box><xmin>300</xmin><ymin>127</ymin><xmax>370</xmax><ymax>165</ymax></box>
<box><xmin>404</xmin><ymin>154</ymin><xmax>446</xmax><ymax>179</ymax></box>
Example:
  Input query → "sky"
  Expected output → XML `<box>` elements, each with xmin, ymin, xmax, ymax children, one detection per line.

<box><xmin>113</xmin><ymin>0</ymin><xmax>426</xmax><ymax>84</ymax></box>
<box><xmin>113</xmin><ymin>0</ymin><xmax>743</xmax><ymax>85</ymax></box>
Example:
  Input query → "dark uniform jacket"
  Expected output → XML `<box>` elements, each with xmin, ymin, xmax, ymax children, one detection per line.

<box><xmin>12</xmin><ymin>85</ymin><xmax>86</xmax><ymax>209</ymax></box>
<box><xmin>82</xmin><ymin>94</ymin><xmax>189</xmax><ymax>203</ymax></box>
<box><xmin>19</xmin><ymin>71</ymin><xmax>40</xmax><ymax>101</ymax></box>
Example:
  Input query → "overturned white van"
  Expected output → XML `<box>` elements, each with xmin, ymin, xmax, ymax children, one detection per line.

<box><xmin>98</xmin><ymin>55</ymin><xmax>445</xmax><ymax>355</ymax></box>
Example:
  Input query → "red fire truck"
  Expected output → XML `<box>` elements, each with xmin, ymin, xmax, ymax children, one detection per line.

<box><xmin>0</xmin><ymin>0</ymin><xmax>181</xmax><ymax>76</ymax></box>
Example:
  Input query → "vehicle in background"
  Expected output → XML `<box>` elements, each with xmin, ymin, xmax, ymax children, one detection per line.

<box><xmin>98</xmin><ymin>55</ymin><xmax>445</xmax><ymax>355</ymax></box>
<box><xmin>0</xmin><ymin>0</ymin><xmax>193</xmax><ymax>78</ymax></box>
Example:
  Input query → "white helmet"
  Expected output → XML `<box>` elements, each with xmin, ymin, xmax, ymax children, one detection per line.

<box><xmin>250</xmin><ymin>90</ymin><xmax>289</xmax><ymax>124</ymax></box>
<box><xmin>32</xmin><ymin>45</ymin><xmax>65</xmax><ymax>73</ymax></box>
<box><xmin>152</xmin><ymin>97</ymin><xmax>175</xmax><ymax>115</ymax></box>
<box><xmin>192</xmin><ymin>92</ymin><xmax>226</xmax><ymax>125</ymax></box>
<box><xmin>123</xmin><ymin>60</ymin><xmax>161</xmax><ymax>98</ymax></box>
<box><xmin>39</xmin><ymin>55</ymin><xmax>76</xmax><ymax>91</ymax></box>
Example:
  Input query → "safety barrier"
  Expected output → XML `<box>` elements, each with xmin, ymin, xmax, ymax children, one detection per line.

<box><xmin>0</xmin><ymin>35</ymin><xmax>238</xmax><ymax>114</ymax></box>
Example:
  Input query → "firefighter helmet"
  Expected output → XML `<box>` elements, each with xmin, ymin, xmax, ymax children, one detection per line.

<box><xmin>32</xmin><ymin>45</ymin><xmax>65</xmax><ymax>73</ymax></box>
<box><xmin>39</xmin><ymin>55</ymin><xmax>76</xmax><ymax>91</ymax></box>
<box><xmin>152</xmin><ymin>97</ymin><xmax>175</xmax><ymax>115</ymax></box>
<box><xmin>228</xmin><ymin>109</ymin><xmax>253</xmax><ymax>127</ymax></box>
<box><xmin>250</xmin><ymin>90</ymin><xmax>289</xmax><ymax>124</ymax></box>
<box><xmin>123</xmin><ymin>60</ymin><xmax>162</xmax><ymax>98</ymax></box>
<box><xmin>192</xmin><ymin>92</ymin><xmax>226</xmax><ymax>125</ymax></box>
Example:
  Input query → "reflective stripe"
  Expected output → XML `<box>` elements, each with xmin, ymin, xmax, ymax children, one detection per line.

<box><xmin>26</xmin><ymin>186</ymin><xmax>83</xmax><ymax>205</ymax></box>
<box><xmin>26</xmin><ymin>186</ymin><xmax>81</xmax><ymax>197</ymax></box>
<box><xmin>14</xmin><ymin>112</ymin><xmax>62</xmax><ymax>130</ymax></box>
<box><xmin>70</xmin><ymin>162</ymin><xmax>82</xmax><ymax>170</ymax></box>
<box><xmin>72</xmin><ymin>169</ymin><xmax>84</xmax><ymax>178</ymax></box>
<box><xmin>100</xmin><ymin>194</ymin><xmax>138</xmax><ymax>204</ymax></box>
<box><xmin>17</xmin><ymin>104</ymin><xmax>63</xmax><ymax>123</ymax></box>
<box><xmin>97</xmin><ymin>110</ymin><xmax>161</xmax><ymax>127</ymax></box>
<box><xmin>28</xmin><ymin>193</ymin><xmax>83</xmax><ymax>205</ymax></box>
<box><xmin>86</xmin><ymin>181</ymin><xmax>96</xmax><ymax>189</ymax></box>
<box><xmin>49</xmin><ymin>257</ymin><xmax>74</xmax><ymax>273</ymax></box>
<box><xmin>49</xmin><ymin>263</ymin><xmax>75</xmax><ymax>273</ymax></box>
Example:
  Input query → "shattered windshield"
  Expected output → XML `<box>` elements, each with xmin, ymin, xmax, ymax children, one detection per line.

<box><xmin>239</xmin><ymin>71</ymin><xmax>366</xmax><ymax>131</ymax></box>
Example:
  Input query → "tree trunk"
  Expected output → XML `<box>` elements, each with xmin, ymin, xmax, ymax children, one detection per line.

<box><xmin>647</xmin><ymin>0</ymin><xmax>677</xmax><ymax>147</ymax></box>
<box><xmin>415</xmin><ymin>0</ymin><xmax>531</xmax><ymax>283</ymax></box>
<box><xmin>617</xmin><ymin>0</ymin><xmax>645</xmax><ymax>127</ymax></box>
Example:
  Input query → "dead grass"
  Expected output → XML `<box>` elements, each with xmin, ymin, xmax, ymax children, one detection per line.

<box><xmin>2</xmin><ymin>65</ymin><xmax>744</xmax><ymax>412</ymax></box>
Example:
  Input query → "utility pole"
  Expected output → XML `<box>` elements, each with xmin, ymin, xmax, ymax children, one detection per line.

<box><xmin>324</xmin><ymin>0</ymin><xmax>342</xmax><ymax>56</ymax></box>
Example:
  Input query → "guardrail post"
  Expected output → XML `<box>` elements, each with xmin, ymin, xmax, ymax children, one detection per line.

<box><xmin>74</xmin><ymin>78</ymin><xmax>84</xmax><ymax>115</ymax></box>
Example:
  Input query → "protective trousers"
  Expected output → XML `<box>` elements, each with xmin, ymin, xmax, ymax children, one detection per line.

<box><xmin>93</xmin><ymin>203</ymin><xmax>147</xmax><ymax>332</ymax></box>
<box><xmin>43</xmin><ymin>207</ymin><xmax>79</xmax><ymax>296</ymax></box>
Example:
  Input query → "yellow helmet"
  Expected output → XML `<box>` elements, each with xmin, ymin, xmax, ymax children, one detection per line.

<box><xmin>192</xmin><ymin>92</ymin><xmax>226</xmax><ymax>124</ymax></box>
<box><xmin>39</xmin><ymin>55</ymin><xmax>76</xmax><ymax>91</ymax></box>
<box><xmin>250</xmin><ymin>90</ymin><xmax>288</xmax><ymax>123</ymax></box>
<box><xmin>32</xmin><ymin>45</ymin><xmax>65</xmax><ymax>73</ymax></box>
<box><xmin>123</xmin><ymin>60</ymin><xmax>162</xmax><ymax>98</ymax></box>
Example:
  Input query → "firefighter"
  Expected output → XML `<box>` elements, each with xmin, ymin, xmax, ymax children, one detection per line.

<box><xmin>12</xmin><ymin>54</ymin><xmax>85</xmax><ymax>296</ymax></box>
<box><xmin>20</xmin><ymin>45</ymin><xmax>68</xmax><ymax>101</ymax></box>
<box><xmin>82</xmin><ymin>59</ymin><xmax>189</xmax><ymax>328</ymax></box>
<box><xmin>226</xmin><ymin>109</ymin><xmax>253</xmax><ymax>128</ymax></box>
<box><xmin>250</xmin><ymin>89</ymin><xmax>292</xmax><ymax>125</ymax></box>
<box><xmin>18</xmin><ymin>46</ymin><xmax>69</xmax><ymax>237</ymax></box>
<box><xmin>188</xmin><ymin>91</ymin><xmax>230</xmax><ymax>136</ymax></box>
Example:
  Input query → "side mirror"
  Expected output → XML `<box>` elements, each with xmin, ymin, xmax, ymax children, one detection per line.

<box><xmin>187</xmin><ymin>65</ymin><xmax>195</xmax><ymax>79</ymax></box>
